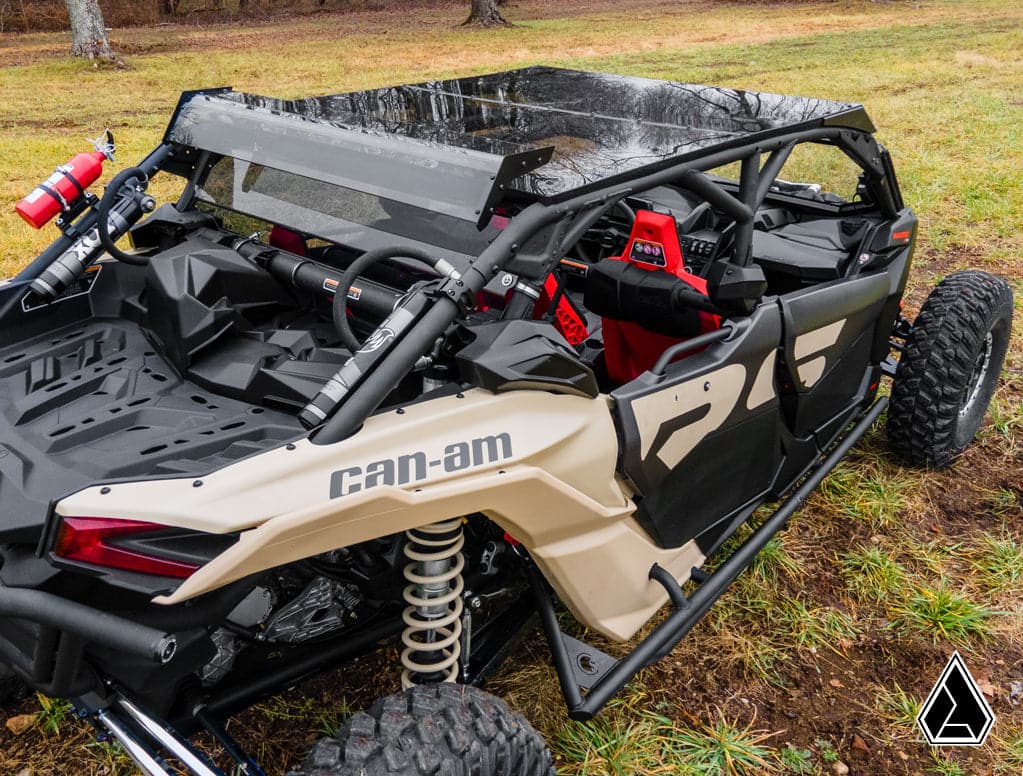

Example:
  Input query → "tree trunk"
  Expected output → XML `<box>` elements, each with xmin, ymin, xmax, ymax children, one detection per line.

<box><xmin>65</xmin><ymin>0</ymin><xmax>115</xmax><ymax>60</ymax></box>
<box><xmin>463</xmin><ymin>0</ymin><xmax>510</xmax><ymax>27</ymax></box>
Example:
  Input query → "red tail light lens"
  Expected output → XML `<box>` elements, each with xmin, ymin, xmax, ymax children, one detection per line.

<box><xmin>54</xmin><ymin>517</ymin><xmax>200</xmax><ymax>579</ymax></box>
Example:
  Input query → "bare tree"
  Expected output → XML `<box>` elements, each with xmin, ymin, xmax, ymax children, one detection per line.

<box><xmin>66</xmin><ymin>0</ymin><xmax>116</xmax><ymax>60</ymax></box>
<box><xmin>463</xmin><ymin>0</ymin><xmax>511</xmax><ymax>27</ymax></box>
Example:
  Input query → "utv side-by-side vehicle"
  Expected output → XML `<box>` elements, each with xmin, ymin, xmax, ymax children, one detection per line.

<box><xmin>0</xmin><ymin>67</ymin><xmax>1012</xmax><ymax>774</ymax></box>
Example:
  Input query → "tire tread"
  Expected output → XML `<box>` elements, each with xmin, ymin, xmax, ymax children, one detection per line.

<box><xmin>887</xmin><ymin>270</ymin><xmax>1013</xmax><ymax>468</ymax></box>
<box><xmin>289</xmin><ymin>684</ymin><xmax>555</xmax><ymax>776</ymax></box>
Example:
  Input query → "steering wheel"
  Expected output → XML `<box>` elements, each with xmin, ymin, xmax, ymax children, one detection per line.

<box><xmin>333</xmin><ymin>245</ymin><xmax>442</xmax><ymax>352</ymax></box>
<box><xmin>678</xmin><ymin>202</ymin><xmax>713</xmax><ymax>234</ymax></box>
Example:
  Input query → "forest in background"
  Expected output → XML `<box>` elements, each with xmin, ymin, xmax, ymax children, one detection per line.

<box><xmin>2</xmin><ymin>0</ymin><xmax>481</xmax><ymax>32</ymax></box>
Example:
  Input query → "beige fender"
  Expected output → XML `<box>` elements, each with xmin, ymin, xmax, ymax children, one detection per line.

<box><xmin>56</xmin><ymin>388</ymin><xmax>704</xmax><ymax>641</ymax></box>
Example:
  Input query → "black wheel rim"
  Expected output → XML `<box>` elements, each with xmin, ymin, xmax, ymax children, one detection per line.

<box><xmin>959</xmin><ymin>331</ymin><xmax>994</xmax><ymax>418</ymax></box>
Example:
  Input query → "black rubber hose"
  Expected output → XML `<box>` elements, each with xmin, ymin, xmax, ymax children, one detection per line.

<box><xmin>96</xmin><ymin>166</ymin><xmax>149</xmax><ymax>266</ymax></box>
<box><xmin>332</xmin><ymin>245</ymin><xmax>438</xmax><ymax>352</ymax></box>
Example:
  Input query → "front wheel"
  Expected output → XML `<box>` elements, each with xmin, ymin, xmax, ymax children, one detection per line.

<box><xmin>290</xmin><ymin>684</ymin><xmax>555</xmax><ymax>776</ymax></box>
<box><xmin>888</xmin><ymin>270</ymin><xmax>1013</xmax><ymax>468</ymax></box>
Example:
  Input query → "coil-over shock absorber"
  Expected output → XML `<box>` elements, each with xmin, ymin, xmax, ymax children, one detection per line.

<box><xmin>400</xmin><ymin>518</ymin><xmax>465</xmax><ymax>689</ymax></box>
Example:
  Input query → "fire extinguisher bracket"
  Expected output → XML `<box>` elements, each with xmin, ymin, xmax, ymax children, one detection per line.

<box><xmin>55</xmin><ymin>193</ymin><xmax>100</xmax><ymax>235</ymax></box>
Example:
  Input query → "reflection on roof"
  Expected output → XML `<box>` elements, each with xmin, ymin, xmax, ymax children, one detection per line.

<box><xmin>214</xmin><ymin>66</ymin><xmax>873</xmax><ymax>199</ymax></box>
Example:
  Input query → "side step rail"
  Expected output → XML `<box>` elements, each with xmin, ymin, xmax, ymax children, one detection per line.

<box><xmin>91</xmin><ymin>697</ymin><xmax>225</xmax><ymax>776</ymax></box>
<box><xmin>95</xmin><ymin>708</ymin><xmax>173</xmax><ymax>776</ymax></box>
<box><xmin>531</xmin><ymin>397</ymin><xmax>887</xmax><ymax>721</ymax></box>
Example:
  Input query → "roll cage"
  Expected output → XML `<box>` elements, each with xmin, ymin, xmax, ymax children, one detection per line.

<box><xmin>14</xmin><ymin>68</ymin><xmax>903</xmax><ymax>448</ymax></box>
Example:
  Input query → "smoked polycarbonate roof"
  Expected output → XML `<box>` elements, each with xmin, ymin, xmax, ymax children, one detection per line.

<box><xmin>167</xmin><ymin>66</ymin><xmax>874</xmax><ymax>214</ymax></box>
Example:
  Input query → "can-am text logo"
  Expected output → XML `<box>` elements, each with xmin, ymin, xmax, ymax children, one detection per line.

<box><xmin>329</xmin><ymin>433</ymin><xmax>513</xmax><ymax>498</ymax></box>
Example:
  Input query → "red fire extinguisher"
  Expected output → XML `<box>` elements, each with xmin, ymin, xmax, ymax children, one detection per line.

<box><xmin>15</xmin><ymin>132</ymin><xmax>115</xmax><ymax>230</ymax></box>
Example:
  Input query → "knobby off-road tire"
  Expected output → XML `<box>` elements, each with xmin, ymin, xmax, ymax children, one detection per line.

<box><xmin>0</xmin><ymin>662</ymin><xmax>26</xmax><ymax>706</ymax></box>
<box><xmin>291</xmin><ymin>684</ymin><xmax>556</xmax><ymax>776</ymax></box>
<box><xmin>888</xmin><ymin>270</ymin><xmax>1013</xmax><ymax>468</ymax></box>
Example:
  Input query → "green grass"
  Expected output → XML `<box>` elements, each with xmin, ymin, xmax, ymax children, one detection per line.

<box><xmin>841</xmin><ymin>546</ymin><xmax>908</xmax><ymax>603</ymax></box>
<box><xmin>671</xmin><ymin>713</ymin><xmax>779</xmax><ymax>775</ymax></box>
<box><xmin>994</xmin><ymin>729</ymin><xmax>1023</xmax><ymax>775</ymax></box>
<box><xmin>748</xmin><ymin>535</ymin><xmax>805</xmax><ymax>587</ymax></box>
<box><xmin>908</xmin><ymin>538</ymin><xmax>969</xmax><ymax>578</ymax></box>
<box><xmin>927</xmin><ymin>755</ymin><xmax>968</xmax><ymax>776</ymax></box>
<box><xmin>817</xmin><ymin>459</ymin><xmax>916</xmax><ymax>530</ymax></box>
<box><xmin>2</xmin><ymin>0</ymin><xmax>1023</xmax><ymax>277</ymax></box>
<box><xmin>554</xmin><ymin>706</ymin><xmax>781</xmax><ymax>775</ymax></box>
<box><xmin>554</xmin><ymin>709</ymin><xmax>690</xmax><ymax>776</ymax></box>
<box><xmin>892</xmin><ymin>585</ymin><xmax>997</xmax><ymax>646</ymax></box>
<box><xmin>984</xmin><ymin>487</ymin><xmax>1021</xmax><ymax>517</ymax></box>
<box><xmin>874</xmin><ymin>682</ymin><xmax>922</xmax><ymax>742</ymax></box>
<box><xmin>33</xmin><ymin>693</ymin><xmax>73</xmax><ymax>736</ymax></box>
<box><xmin>704</xmin><ymin>610</ymin><xmax>790</xmax><ymax>686</ymax></box>
<box><xmin>774</xmin><ymin>598</ymin><xmax>858</xmax><ymax>652</ymax></box>
<box><xmin>971</xmin><ymin>531</ymin><xmax>1023</xmax><ymax>592</ymax></box>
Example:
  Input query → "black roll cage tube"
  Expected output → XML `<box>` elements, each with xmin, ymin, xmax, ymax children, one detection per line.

<box><xmin>311</xmin><ymin>125</ymin><xmax>895</xmax><ymax>444</ymax></box>
<box><xmin>12</xmin><ymin>127</ymin><xmax>894</xmax><ymax>448</ymax></box>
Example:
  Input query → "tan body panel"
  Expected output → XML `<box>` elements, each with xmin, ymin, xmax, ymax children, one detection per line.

<box><xmin>56</xmin><ymin>388</ymin><xmax>704</xmax><ymax>641</ymax></box>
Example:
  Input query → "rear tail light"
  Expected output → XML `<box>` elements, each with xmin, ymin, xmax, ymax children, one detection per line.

<box><xmin>54</xmin><ymin>517</ymin><xmax>201</xmax><ymax>579</ymax></box>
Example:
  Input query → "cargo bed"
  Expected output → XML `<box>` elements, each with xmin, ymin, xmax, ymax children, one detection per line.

<box><xmin>0</xmin><ymin>316</ymin><xmax>301</xmax><ymax>542</ymax></box>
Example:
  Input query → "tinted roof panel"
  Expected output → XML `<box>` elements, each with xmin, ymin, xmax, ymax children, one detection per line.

<box><xmin>168</xmin><ymin>66</ymin><xmax>873</xmax><ymax>207</ymax></box>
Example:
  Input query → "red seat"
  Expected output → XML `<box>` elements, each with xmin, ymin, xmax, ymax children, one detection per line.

<box><xmin>269</xmin><ymin>225</ymin><xmax>307</xmax><ymax>256</ymax></box>
<box><xmin>602</xmin><ymin>210</ymin><xmax>720</xmax><ymax>384</ymax></box>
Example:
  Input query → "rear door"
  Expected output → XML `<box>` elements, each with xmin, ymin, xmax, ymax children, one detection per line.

<box><xmin>777</xmin><ymin>271</ymin><xmax>890</xmax><ymax>440</ymax></box>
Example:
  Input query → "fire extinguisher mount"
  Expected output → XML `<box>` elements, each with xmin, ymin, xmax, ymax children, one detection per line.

<box><xmin>54</xmin><ymin>192</ymin><xmax>99</xmax><ymax>236</ymax></box>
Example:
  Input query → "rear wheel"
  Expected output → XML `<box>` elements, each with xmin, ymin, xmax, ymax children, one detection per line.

<box><xmin>290</xmin><ymin>684</ymin><xmax>555</xmax><ymax>776</ymax></box>
<box><xmin>0</xmin><ymin>662</ymin><xmax>27</xmax><ymax>707</ymax></box>
<box><xmin>888</xmin><ymin>270</ymin><xmax>1013</xmax><ymax>468</ymax></box>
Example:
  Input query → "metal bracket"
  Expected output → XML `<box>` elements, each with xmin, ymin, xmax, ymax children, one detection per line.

<box><xmin>560</xmin><ymin>633</ymin><xmax>617</xmax><ymax>690</ymax></box>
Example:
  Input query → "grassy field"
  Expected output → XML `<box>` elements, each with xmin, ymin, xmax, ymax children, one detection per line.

<box><xmin>1</xmin><ymin>0</ymin><xmax>1021</xmax><ymax>773</ymax></box>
